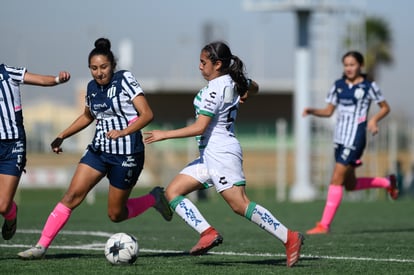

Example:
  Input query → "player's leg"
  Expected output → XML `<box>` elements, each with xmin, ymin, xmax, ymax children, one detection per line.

<box><xmin>18</xmin><ymin>163</ymin><xmax>103</xmax><ymax>259</ymax></box>
<box><xmin>307</xmin><ymin>162</ymin><xmax>347</xmax><ymax>234</ymax></box>
<box><xmin>351</xmin><ymin>175</ymin><xmax>398</xmax><ymax>199</ymax></box>
<box><xmin>107</xmin><ymin>152</ymin><xmax>172</xmax><ymax>222</ymax></box>
<box><xmin>0</xmin><ymin>174</ymin><xmax>19</xmax><ymax>240</ymax></box>
<box><xmin>221</xmin><ymin>186</ymin><xmax>303</xmax><ymax>267</ymax></box>
<box><xmin>0</xmin><ymin>139</ymin><xmax>26</xmax><ymax>240</ymax></box>
<box><xmin>166</xmin><ymin>171</ymin><xmax>221</xmax><ymax>255</ymax></box>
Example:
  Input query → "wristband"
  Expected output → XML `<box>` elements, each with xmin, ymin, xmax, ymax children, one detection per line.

<box><xmin>247</xmin><ymin>78</ymin><xmax>252</xmax><ymax>88</ymax></box>
<box><xmin>55</xmin><ymin>76</ymin><xmax>60</xmax><ymax>84</ymax></box>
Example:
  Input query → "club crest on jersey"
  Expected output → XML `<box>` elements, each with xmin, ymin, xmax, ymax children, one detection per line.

<box><xmin>107</xmin><ymin>86</ymin><xmax>116</xmax><ymax>98</ymax></box>
<box><xmin>354</xmin><ymin>88</ymin><xmax>364</xmax><ymax>99</ymax></box>
<box><xmin>336</xmin><ymin>88</ymin><xmax>343</xmax><ymax>93</ymax></box>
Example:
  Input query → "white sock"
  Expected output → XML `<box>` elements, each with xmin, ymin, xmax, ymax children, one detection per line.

<box><xmin>246</xmin><ymin>202</ymin><xmax>288</xmax><ymax>243</ymax></box>
<box><xmin>173</xmin><ymin>197</ymin><xmax>211</xmax><ymax>234</ymax></box>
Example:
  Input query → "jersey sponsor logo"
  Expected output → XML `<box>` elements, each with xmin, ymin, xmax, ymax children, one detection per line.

<box><xmin>209</xmin><ymin>91</ymin><xmax>216</xmax><ymax>99</ymax></box>
<box><xmin>93</xmin><ymin>102</ymin><xmax>108</xmax><ymax>110</ymax></box>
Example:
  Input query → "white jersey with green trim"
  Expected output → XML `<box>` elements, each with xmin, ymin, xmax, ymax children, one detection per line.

<box><xmin>193</xmin><ymin>74</ymin><xmax>240</xmax><ymax>149</ymax></box>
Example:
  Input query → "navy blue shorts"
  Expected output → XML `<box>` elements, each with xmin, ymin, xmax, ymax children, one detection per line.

<box><xmin>0</xmin><ymin>139</ymin><xmax>27</xmax><ymax>177</ymax></box>
<box><xmin>80</xmin><ymin>146</ymin><xmax>144</xmax><ymax>190</ymax></box>
<box><xmin>334</xmin><ymin>143</ymin><xmax>365</xmax><ymax>167</ymax></box>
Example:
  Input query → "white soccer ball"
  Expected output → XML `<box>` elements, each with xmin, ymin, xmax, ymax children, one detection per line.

<box><xmin>104</xmin><ymin>232</ymin><xmax>139</xmax><ymax>265</ymax></box>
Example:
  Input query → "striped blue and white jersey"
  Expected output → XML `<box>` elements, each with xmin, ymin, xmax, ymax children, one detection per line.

<box><xmin>86</xmin><ymin>70</ymin><xmax>145</xmax><ymax>155</ymax></box>
<box><xmin>326</xmin><ymin>78</ymin><xmax>385</xmax><ymax>147</ymax></box>
<box><xmin>0</xmin><ymin>64</ymin><xmax>26</xmax><ymax>140</ymax></box>
<box><xmin>194</xmin><ymin>74</ymin><xmax>240</xmax><ymax>149</ymax></box>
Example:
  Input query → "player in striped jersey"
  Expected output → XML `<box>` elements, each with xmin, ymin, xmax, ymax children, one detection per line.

<box><xmin>145</xmin><ymin>41</ymin><xmax>304</xmax><ymax>268</ymax></box>
<box><xmin>0</xmin><ymin>64</ymin><xmax>70</xmax><ymax>241</ymax></box>
<box><xmin>303</xmin><ymin>51</ymin><xmax>397</xmax><ymax>235</ymax></box>
<box><xmin>18</xmin><ymin>38</ymin><xmax>172</xmax><ymax>259</ymax></box>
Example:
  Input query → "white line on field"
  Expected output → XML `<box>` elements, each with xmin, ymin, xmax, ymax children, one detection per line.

<box><xmin>1</xmin><ymin>229</ymin><xmax>413</xmax><ymax>264</ymax></box>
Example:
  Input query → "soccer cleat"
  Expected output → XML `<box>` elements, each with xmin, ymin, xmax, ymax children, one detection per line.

<box><xmin>285</xmin><ymin>230</ymin><xmax>304</xmax><ymax>267</ymax></box>
<box><xmin>387</xmin><ymin>174</ymin><xmax>399</xmax><ymax>200</ymax></box>
<box><xmin>2</xmin><ymin>206</ymin><xmax>17</xmax><ymax>240</ymax></box>
<box><xmin>17</xmin><ymin>245</ymin><xmax>47</xmax><ymax>260</ymax></box>
<box><xmin>150</xmin><ymin>186</ymin><xmax>173</xmax><ymax>221</ymax></box>
<box><xmin>189</xmin><ymin>227</ymin><xmax>223</xmax><ymax>255</ymax></box>
<box><xmin>306</xmin><ymin>222</ymin><xmax>329</xmax><ymax>235</ymax></box>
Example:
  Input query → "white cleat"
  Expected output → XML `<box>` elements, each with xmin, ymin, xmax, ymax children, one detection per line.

<box><xmin>18</xmin><ymin>245</ymin><xmax>47</xmax><ymax>260</ymax></box>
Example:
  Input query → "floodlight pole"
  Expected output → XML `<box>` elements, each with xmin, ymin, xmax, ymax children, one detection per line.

<box><xmin>243</xmin><ymin>0</ymin><xmax>365</xmax><ymax>202</ymax></box>
<box><xmin>289</xmin><ymin>9</ymin><xmax>316</xmax><ymax>201</ymax></box>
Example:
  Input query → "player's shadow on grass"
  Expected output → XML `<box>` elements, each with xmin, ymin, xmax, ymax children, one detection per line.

<box><xmin>139</xmin><ymin>251</ymin><xmax>195</xmax><ymax>258</ymax></box>
<box><xmin>349</xmin><ymin>227</ymin><xmax>414</xmax><ymax>234</ymax></box>
<box><xmin>198</xmin><ymin>257</ymin><xmax>315</xmax><ymax>267</ymax></box>
<box><xmin>46</xmin><ymin>253</ymin><xmax>103</xmax><ymax>260</ymax></box>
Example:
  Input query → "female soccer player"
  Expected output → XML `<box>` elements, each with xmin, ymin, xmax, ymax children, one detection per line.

<box><xmin>0</xmin><ymin>64</ymin><xmax>70</xmax><ymax>242</ymax></box>
<box><xmin>303</xmin><ymin>51</ymin><xmax>397</xmax><ymax>235</ymax></box>
<box><xmin>18</xmin><ymin>38</ymin><xmax>172</xmax><ymax>259</ymax></box>
<box><xmin>145</xmin><ymin>41</ymin><xmax>304</xmax><ymax>268</ymax></box>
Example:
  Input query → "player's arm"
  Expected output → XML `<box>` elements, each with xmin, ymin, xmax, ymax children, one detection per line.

<box><xmin>144</xmin><ymin>115</ymin><xmax>211</xmax><ymax>144</ymax></box>
<box><xmin>51</xmin><ymin>106</ymin><xmax>94</xmax><ymax>153</ymax></box>
<box><xmin>23</xmin><ymin>71</ymin><xmax>70</xmax><ymax>86</ymax></box>
<box><xmin>367</xmin><ymin>100</ymin><xmax>390</xmax><ymax>135</ymax></box>
<box><xmin>106</xmin><ymin>94</ymin><xmax>154</xmax><ymax>140</ymax></box>
<box><xmin>303</xmin><ymin>103</ymin><xmax>335</xmax><ymax>117</ymax></box>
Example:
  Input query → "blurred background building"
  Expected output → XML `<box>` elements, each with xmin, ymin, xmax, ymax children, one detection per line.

<box><xmin>5</xmin><ymin>0</ymin><xmax>412</xmax><ymax>200</ymax></box>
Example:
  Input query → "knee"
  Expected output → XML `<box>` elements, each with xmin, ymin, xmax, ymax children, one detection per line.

<box><xmin>344</xmin><ymin>184</ymin><xmax>356</xmax><ymax>191</ymax></box>
<box><xmin>107</xmin><ymin>209</ymin><xmax>124</xmax><ymax>223</ymax></box>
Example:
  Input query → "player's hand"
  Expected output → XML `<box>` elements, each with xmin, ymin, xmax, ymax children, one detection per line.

<box><xmin>239</xmin><ymin>92</ymin><xmax>248</xmax><ymax>104</ymax></box>
<box><xmin>144</xmin><ymin>130</ymin><xmax>166</xmax><ymax>144</ymax></box>
<box><xmin>51</xmin><ymin>137</ymin><xmax>64</xmax><ymax>154</ymax></box>
<box><xmin>302</xmin><ymin>108</ymin><xmax>312</xmax><ymax>117</ymax></box>
<box><xmin>106</xmin><ymin>130</ymin><xmax>124</xmax><ymax>140</ymax></box>
<box><xmin>57</xmin><ymin>71</ymin><xmax>71</xmax><ymax>84</ymax></box>
<box><xmin>367</xmin><ymin>120</ymin><xmax>379</xmax><ymax>136</ymax></box>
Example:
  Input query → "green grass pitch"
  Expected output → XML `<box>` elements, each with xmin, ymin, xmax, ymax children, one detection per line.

<box><xmin>1</xmin><ymin>188</ymin><xmax>413</xmax><ymax>274</ymax></box>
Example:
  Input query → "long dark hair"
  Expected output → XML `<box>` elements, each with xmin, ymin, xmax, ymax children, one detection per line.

<box><xmin>88</xmin><ymin>37</ymin><xmax>117</xmax><ymax>70</ymax></box>
<box><xmin>202</xmin><ymin>41</ymin><xmax>248</xmax><ymax>96</ymax></box>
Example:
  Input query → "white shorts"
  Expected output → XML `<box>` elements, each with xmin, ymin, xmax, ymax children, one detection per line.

<box><xmin>180</xmin><ymin>143</ymin><xmax>246</xmax><ymax>193</ymax></box>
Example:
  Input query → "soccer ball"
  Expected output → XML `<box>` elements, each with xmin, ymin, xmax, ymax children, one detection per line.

<box><xmin>104</xmin><ymin>232</ymin><xmax>139</xmax><ymax>265</ymax></box>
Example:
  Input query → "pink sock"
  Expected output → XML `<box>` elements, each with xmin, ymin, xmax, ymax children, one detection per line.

<box><xmin>38</xmin><ymin>203</ymin><xmax>71</xmax><ymax>248</ymax></box>
<box><xmin>320</xmin><ymin>185</ymin><xmax>343</xmax><ymax>229</ymax></box>
<box><xmin>126</xmin><ymin>193</ymin><xmax>155</xmax><ymax>219</ymax></box>
<box><xmin>3</xmin><ymin>201</ymin><xmax>17</xmax><ymax>220</ymax></box>
<box><xmin>354</xmin><ymin>177</ymin><xmax>390</xmax><ymax>190</ymax></box>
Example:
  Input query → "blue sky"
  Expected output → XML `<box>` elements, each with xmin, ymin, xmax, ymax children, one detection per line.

<box><xmin>1</xmin><ymin>0</ymin><xmax>412</xmax><ymax>117</ymax></box>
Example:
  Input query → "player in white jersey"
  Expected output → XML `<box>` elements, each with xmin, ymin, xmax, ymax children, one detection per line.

<box><xmin>0</xmin><ymin>63</ymin><xmax>70</xmax><ymax>242</ymax></box>
<box><xmin>145</xmin><ymin>41</ymin><xmax>304</xmax><ymax>268</ymax></box>
<box><xmin>18</xmin><ymin>38</ymin><xmax>172</xmax><ymax>260</ymax></box>
<box><xmin>303</xmin><ymin>51</ymin><xmax>397</xmax><ymax>235</ymax></box>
